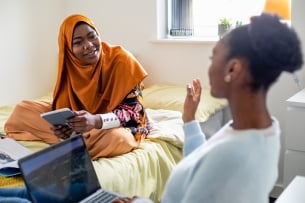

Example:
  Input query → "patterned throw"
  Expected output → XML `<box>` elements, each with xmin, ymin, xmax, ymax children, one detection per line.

<box><xmin>0</xmin><ymin>175</ymin><xmax>24</xmax><ymax>187</ymax></box>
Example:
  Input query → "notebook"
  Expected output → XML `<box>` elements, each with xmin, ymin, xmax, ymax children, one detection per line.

<box><xmin>18</xmin><ymin>134</ymin><xmax>121</xmax><ymax>203</ymax></box>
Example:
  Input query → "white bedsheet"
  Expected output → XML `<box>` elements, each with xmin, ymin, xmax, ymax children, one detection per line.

<box><xmin>146</xmin><ymin>108</ymin><xmax>184</xmax><ymax>148</ymax></box>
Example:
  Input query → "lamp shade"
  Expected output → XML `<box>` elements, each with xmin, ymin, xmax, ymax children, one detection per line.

<box><xmin>264</xmin><ymin>0</ymin><xmax>291</xmax><ymax>20</ymax></box>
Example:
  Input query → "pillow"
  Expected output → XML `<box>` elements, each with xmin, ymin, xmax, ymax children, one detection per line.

<box><xmin>142</xmin><ymin>83</ymin><xmax>228</xmax><ymax>122</ymax></box>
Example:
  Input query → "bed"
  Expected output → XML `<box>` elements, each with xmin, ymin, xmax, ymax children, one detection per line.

<box><xmin>0</xmin><ymin>83</ymin><xmax>229</xmax><ymax>203</ymax></box>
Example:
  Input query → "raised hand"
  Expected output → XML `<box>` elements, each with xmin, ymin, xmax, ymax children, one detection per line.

<box><xmin>182</xmin><ymin>78</ymin><xmax>202</xmax><ymax>123</ymax></box>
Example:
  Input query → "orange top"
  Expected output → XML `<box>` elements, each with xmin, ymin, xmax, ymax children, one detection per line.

<box><xmin>52</xmin><ymin>14</ymin><xmax>147</xmax><ymax>113</ymax></box>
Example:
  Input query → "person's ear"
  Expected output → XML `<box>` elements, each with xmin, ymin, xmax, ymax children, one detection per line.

<box><xmin>223</xmin><ymin>59</ymin><xmax>243</xmax><ymax>83</ymax></box>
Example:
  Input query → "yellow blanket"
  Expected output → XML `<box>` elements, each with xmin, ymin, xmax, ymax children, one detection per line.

<box><xmin>0</xmin><ymin>138</ymin><xmax>181</xmax><ymax>202</ymax></box>
<box><xmin>0</xmin><ymin>84</ymin><xmax>227</xmax><ymax>202</ymax></box>
<box><xmin>0</xmin><ymin>104</ymin><xmax>183</xmax><ymax>203</ymax></box>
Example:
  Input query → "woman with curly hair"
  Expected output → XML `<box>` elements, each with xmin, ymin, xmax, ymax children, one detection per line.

<box><xmin>114</xmin><ymin>12</ymin><xmax>303</xmax><ymax>203</ymax></box>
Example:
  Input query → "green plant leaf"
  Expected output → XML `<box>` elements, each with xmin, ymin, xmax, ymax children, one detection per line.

<box><xmin>219</xmin><ymin>18</ymin><xmax>232</xmax><ymax>26</ymax></box>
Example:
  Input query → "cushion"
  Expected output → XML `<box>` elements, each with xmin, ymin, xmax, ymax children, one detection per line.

<box><xmin>142</xmin><ymin>83</ymin><xmax>228</xmax><ymax>122</ymax></box>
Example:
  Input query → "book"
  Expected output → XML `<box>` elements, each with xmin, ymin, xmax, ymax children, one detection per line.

<box><xmin>40</xmin><ymin>108</ymin><xmax>74</xmax><ymax>127</ymax></box>
<box><xmin>0</xmin><ymin>136</ymin><xmax>33</xmax><ymax>177</ymax></box>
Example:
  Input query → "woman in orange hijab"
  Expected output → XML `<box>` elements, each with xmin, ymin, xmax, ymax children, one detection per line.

<box><xmin>4</xmin><ymin>14</ymin><xmax>151</xmax><ymax>159</ymax></box>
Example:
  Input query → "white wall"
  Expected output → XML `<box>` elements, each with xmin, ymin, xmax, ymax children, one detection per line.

<box><xmin>1</xmin><ymin>0</ymin><xmax>305</xmax><ymax>191</ymax></box>
<box><xmin>0</xmin><ymin>0</ymin><xmax>64</xmax><ymax>105</ymax></box>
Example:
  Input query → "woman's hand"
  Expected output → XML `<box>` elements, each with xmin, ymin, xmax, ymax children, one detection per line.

<box><xmin>182</xmin><ymin>78</ymin><xmax>202</xmax><ymax>123</ymax></box>
<box><xmin>51</xmin><ymin>125</ymin><xmax>74</xmax><ymax>140</ymax></box>
<box><xmin>66</xmin><ymin>110</ymin><xmax>102</xmax><ymax>133</ymax></box>
<box><xmin>112</xmin><ymin>196</ymin><xmax>140</xmax><ymax>203</ymax></box>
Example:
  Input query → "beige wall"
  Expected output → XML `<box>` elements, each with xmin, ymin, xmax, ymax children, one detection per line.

<box><xmin>0</xmin><ymin>0</ymin><xmax>63</xmax><ymax>105</ymax></box>
<box><xmin>0</xmin><ymin>0</ymin><xmax>305</xmax><ymax>190</ymax></box>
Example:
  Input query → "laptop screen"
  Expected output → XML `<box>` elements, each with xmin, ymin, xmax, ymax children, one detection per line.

<box><xmin>18</xmin><ymin>135</ymin><xmax>101</xmax><ymax>203</ymax></box>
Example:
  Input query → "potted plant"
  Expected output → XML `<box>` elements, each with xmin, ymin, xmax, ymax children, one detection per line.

<box><xmin>218</xmin><ymin>18</ymin><xmax>232</xmax><ymax>39</ymax></box>
<box><xmin>235</xmin><ymin>20</ymin><xmax>243</xmax><ymax>28</ymax></box>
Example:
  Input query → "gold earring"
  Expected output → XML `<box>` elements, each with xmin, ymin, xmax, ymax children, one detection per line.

<box><xmin>224</xmin><ymin>75</ymin><xmax>231</xmax><ymax>83</ymax></box>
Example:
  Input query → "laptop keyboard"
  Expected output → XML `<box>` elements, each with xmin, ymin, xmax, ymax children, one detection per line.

<box><xmin>84</xmin><ymin>190</ymin><xmax>118</xmax><ymax>203</ymax></box>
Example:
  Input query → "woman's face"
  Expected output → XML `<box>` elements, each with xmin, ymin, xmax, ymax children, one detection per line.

<box><xmin>208</xmin><ymin>38</ymin><xmax>230</xmax><ymax>98</ymax></box>
<box><xmin>72</xmin><ymin>23</ymin><xmax>101</xmax><ymax>65</ymax></box>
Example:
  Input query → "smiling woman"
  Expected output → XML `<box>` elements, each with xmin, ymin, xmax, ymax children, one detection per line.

<box><xmin>4</xmin><ymin>14</ymin><xmax>151</xmax><ymax>160</ymax></box>
<box><xmin>72</xmin><ymin>22</ymin><xmax>101</xmax><ymax>65</ymax></box>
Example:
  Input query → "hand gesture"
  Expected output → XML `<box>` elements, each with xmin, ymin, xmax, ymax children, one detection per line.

<box><xmin>182</xmin><ymin>78</ymin><xmax>202</xmax><ymax>123</ymax></box>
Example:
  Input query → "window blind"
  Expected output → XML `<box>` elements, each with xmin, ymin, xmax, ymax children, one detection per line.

<box><xmin>169</xmin><ymin>0</ymin><xmax>193</xmax><ymax>36</ymax></box>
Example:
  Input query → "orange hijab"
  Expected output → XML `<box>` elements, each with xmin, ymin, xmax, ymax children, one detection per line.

<box><xmin>52</xmin><ymin>14</ymin><xmax>147</xmax><ymax>113</ymax></box>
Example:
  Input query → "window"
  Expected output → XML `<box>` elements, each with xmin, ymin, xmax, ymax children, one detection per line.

<box><xmin>168</xmin><ymin>0</ymin><xmax>267</xmax><ymax>39</ymax></box>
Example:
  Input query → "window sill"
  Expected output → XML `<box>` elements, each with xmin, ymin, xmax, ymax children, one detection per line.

<box><xmin>150</xmin><ymin>37</ymin><xmax>219</xmax><ymax>45</ymax></box>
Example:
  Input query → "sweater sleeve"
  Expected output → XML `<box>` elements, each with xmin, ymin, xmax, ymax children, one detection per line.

<box><xmin>183</xmin><ymin>120</ymin><xmax>206</xmax><ymax>157</ymax></box>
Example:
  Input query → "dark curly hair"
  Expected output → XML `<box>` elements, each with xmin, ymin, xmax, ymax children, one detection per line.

<box><xmin>226</xmin><ymin>13</ymin><xmax>303</xmax><ymax>91</ymax></box>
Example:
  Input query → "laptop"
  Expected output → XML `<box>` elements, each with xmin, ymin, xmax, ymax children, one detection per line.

<box><xmin>18</xmin><ymin>134</ymin><xmax>121</xmax><ymax>203</ymax></box>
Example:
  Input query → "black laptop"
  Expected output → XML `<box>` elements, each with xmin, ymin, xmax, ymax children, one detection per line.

<box><xmin>18</xmin><ymin>134</ymin><xmax>121</xmax><ymax>203</ymax></box>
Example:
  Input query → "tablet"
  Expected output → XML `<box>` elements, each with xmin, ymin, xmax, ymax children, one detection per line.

<box><xmin>41</xmin><ymin>108</ymin><xmax>74</xmax><ymax>126</ymax></box>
